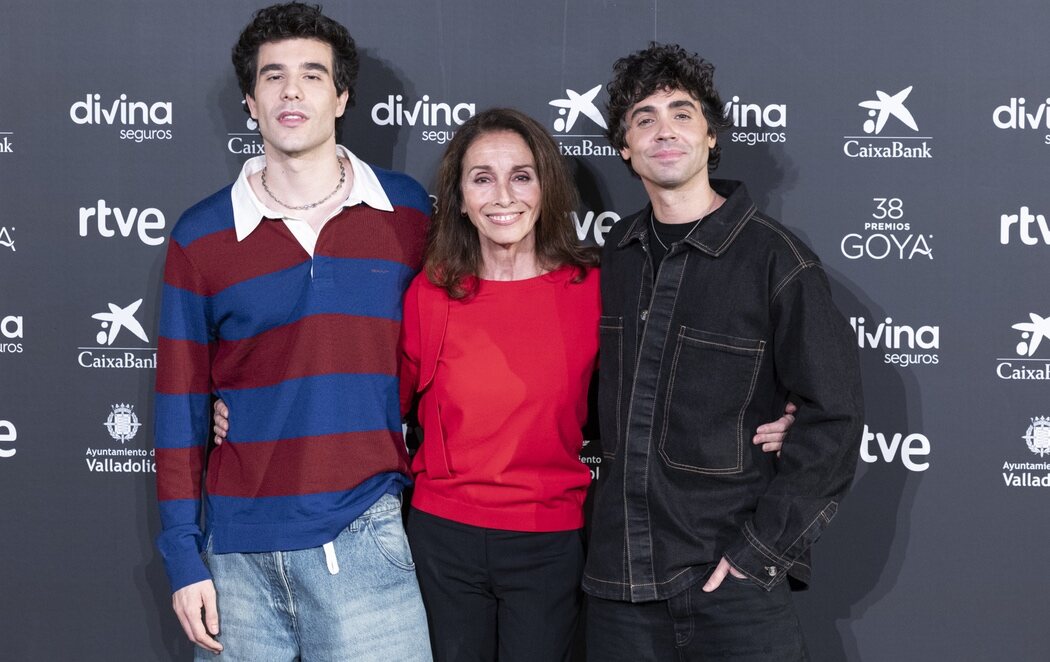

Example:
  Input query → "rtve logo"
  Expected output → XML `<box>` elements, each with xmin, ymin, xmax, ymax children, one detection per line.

<box><xmin>0</xmin><ymin>419</ymin><xmax>15</xmax><ymax>459</ymax></box>
<box><xmin>78</xmin><ymin>200</ymin><xmax>166</xmax><ymax>246</ymax></box>
<box><xmin>1000</xmin><ymin>206</ymin><xmax>1049</xmax><ymax>245</ymax></box>
<box><xmin>860</xmin><ymin>425</ymin><xmax>930</xmax><ymax>472</ymax></box>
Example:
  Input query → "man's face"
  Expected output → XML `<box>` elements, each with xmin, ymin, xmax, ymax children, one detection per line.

<box><xmin>619</xmin><ymin>88</ymin><xmax>717</xmax><ymax>193</ymax></box>
<box><xmin>245</xmin><ymin>38</ymin><xmax>348</xmax><ymax>160</ymax></box>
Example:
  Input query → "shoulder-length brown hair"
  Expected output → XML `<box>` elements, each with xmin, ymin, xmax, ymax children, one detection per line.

<box><xmin>425</xmin><ymin>107</ymin><xmax>598</xmax><ymax>299</ymax></box>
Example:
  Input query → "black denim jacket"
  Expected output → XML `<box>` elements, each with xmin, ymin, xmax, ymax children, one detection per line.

<box><xmin>582</xmin><ymin>180</ymin><xmax>863</xmax><ymax>602</ymax></box>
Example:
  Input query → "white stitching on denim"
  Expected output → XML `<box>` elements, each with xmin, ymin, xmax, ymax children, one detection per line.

<box><xmin>771</xmin><ymin>261</ymin><xmax>818</xmax><ymax>302</ymax></box>
<box><xmin>658</xmin><ymin>330</ymin><xmax>765</xmax><ymax>475</ymax></box>
<box><xmin>752</xmin><ymin>215</ymin><xmax>804</xmax><ymax>264</ymax></box>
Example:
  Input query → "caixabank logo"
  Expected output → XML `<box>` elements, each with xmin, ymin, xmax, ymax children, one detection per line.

<box><xmin>548</xmin><ymin>84</ymin><xmax>618</xmax><ymax>158</ymax></box>
<box><xmin>0</xmin><ymin>128</ymin><xmax>12</xmax><ymax>154</ymax></box>
<box><xmin>993</xmin><ymin>96</ymin><xmax>1050</xmax><ymax>145</ymax></box>
<box><xmin>69</xmin><ymin>93</ymin><xmax>172</xmax><ymax>142</ymax></box>
<box><xmin>85</xmin><ymin>403</ymin><xmax>155</xmax><ymax>474</ymax></box>
<box><xmin>724</xmin><ymin>95</ymin><xmax>787</xmax><ymax>146</ymax></box>
<box><xmin>1001</xmin><ymin>417</ymin><xmax>1050</xmax><ymax>488</ymax></box>
<box><xmin>851</xmin><ymin>315</ymin><xmax>939</xmax><ymax>367</ymax></box>
<box><xmin>227</xmin><ymin>99</ymin><xmax>263</xmax><ymax>155</ymax></box>
<box><xmin>996</xmin><ymin>312</ymin><xmax>1050</xmax><ymax>381</ymax></box>
<box><xmin>370</xmin><ymin>93</ymin><xmax>476</xmax><ymax>145</ymax></box>
<box><xmin>843</xmin><ymin>86</ymin><xmax>932</xmax><ymax>159</ymax></box>
<box><xmin>76</xmin><ymin>298</ymin><xmax>156</xmax><ymax>370</ymax></box>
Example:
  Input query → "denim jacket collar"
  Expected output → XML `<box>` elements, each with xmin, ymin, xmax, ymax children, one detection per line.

<box><xmin>616</xmin><ymin>179</ymin><xmax>758</xmax><ymax>257</ymax></box>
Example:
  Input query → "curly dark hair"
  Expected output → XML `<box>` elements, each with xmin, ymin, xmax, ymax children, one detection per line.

<box><xmin>606</xmin><ymin>42</ymin><xmax>731</xmax><ymax>172</ymax></box>
<box><xmin>426</xmin><ymin>108</ymin><xmax>598</xmax><ymax>300</ymax></box>
<box><xmin>232</xmin><ymin>2</ymin><xmax>359</xmax><ymax>125</ymax></box>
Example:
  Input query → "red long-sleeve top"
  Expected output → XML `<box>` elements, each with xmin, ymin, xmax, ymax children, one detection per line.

<box><xmin>399</xmin><ymin>266</ymin><xmax>600</xmax><ymax>531</ymax></box>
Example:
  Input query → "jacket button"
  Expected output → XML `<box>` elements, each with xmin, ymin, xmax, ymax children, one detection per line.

<box><xmin>766</xmin><ymin>566</ymin><xmax>777</xmax><ymax>576</ymax></box>
<box><xmin>640</xmin><ymin>309</ymin><xmax>648</xmax><ymax>321</ymax></box>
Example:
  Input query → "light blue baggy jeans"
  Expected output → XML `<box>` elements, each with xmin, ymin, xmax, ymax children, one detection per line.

<box><xmin>196</xmin><ymin>493</ymin><xmax>433</xmax><ymax>661</ymax></box>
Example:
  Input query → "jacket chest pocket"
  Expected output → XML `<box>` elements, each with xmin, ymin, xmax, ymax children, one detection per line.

<box><xmin>658</xmin><ymin>326</ymin><xmax>765</xmax><ymax>474</ymax></box>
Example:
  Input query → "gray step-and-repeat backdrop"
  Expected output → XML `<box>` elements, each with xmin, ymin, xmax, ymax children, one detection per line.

<box><xmin>1</xmin><ymin>1</ymin><xmax>1047</xmax><ymax>659</ymax></box>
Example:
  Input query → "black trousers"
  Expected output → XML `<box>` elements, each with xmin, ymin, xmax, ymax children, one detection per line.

<box><xmin>585</xmin><ymin>572</ymin><xmax>808</xmax><ymax>662</ymax></box>
<box><xmin>406</xmin><ymin>508</ymin><xmax>584</xmax><ymax>662</ymax></box>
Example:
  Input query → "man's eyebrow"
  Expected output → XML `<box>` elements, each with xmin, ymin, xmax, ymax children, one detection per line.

<box><xmin>669</xmin><ymin>99</ymin><xmax>698</xmax><ymax>110</ymax></box>
<box><xmin>629</xmin><ymin>104</ymin><xmax>656</xmax><ymax>120</ymax></box>
<box><xmin>257</xmin><ymin>62</ymin><xmax>331</xmax><ymax>76</ymax></box>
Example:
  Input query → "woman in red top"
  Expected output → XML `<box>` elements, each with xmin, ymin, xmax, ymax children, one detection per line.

<box><xmin>214</xmin><ymin>108</ymin><xmax>794</xmax><ymax>662</ymax></box>
<box><xmin>398</xmin><ymin>109</ymin><xmax>601</xmax><ymax>662</ymax></box>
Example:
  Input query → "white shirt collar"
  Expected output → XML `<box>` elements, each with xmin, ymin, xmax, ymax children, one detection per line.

<box><xmin>230</xmin><ymin>145</ymin><xmax>394</xmax><ymax>242</ymax></box>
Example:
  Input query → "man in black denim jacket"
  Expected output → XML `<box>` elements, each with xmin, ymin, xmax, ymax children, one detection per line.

<box><xmin>583</xmin><ymin>44</ymin><xmax>864</xmax><ymax>661</ymax></box>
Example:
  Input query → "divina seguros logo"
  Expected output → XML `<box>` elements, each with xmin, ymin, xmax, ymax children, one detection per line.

<box><xmin>370</xmin><ymin>94</ymin><xmax>476</xmax><ymax>145</ymax></box>
<box><xmin>993</xmin><ymin>96</ymin><xmax>1050</xmax><ymax>145</ymax></box>
<box><xmin>724</xmin><ymin>95</ymin><xmax>787</xmax><ymax>145</ymax></box>
<box><xmin>70</xmin><ymin>93</ymin><xmax>172</xmax><ymax>142</ymax></box>
<box><xmin>1</xmin><ymin>314</ymin><xmax>23</xmax><ymax>355</ymax></box>
<box><xmin>77</xmin><ymin>299</ymin><xmax>156</xmax><ymax>369</ymax></box>
<box><xmin>996</xmin><ymin>312</ymin><xmax>1050</xmax><ymax>380</ymax></box>
<box><xmin>843</xmin><ymin>86</ymin><xmax>932</xmax><ymax>159</ymax></box>
<box><xmin>851</xmin><ymin>316</ymin><xmax>939</xmax><ymax>367</ymax></box>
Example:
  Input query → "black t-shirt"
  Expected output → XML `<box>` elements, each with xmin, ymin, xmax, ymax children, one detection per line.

<box><xmin>649</xmin><ymin>213</ymin><xmax>702</xmax><ymax>275</ymax></box>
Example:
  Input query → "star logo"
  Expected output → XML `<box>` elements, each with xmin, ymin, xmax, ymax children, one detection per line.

<box><xmin>858</xmin><ymin>86</ymin><xmax>919</xmax><ymax>135</ymax></box>
<box><xmin>549</xmin><ymin>85</ymin><xmax>607</xmax><ymax>133</ymax></box>
<box><xmin>92</xmin><ymin>299</ymin><xmax>149</xmax><ymax>346</ymax></box>
<box><xmin>1012</xmin><ymin>312</ymin><xmax>1050</xmax><ymax>357</ymax></box>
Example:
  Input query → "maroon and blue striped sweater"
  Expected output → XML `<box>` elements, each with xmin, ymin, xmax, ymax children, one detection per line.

<box><xmin>154</xmin><ymin>165</ymin><xmax>428</xmax><ymax>592</ymax></box>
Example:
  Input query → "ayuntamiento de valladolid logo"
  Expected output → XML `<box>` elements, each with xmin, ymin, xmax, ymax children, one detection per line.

<box><xmin>1002</xmin><ymin>417</ymin><xmax>1050</xmax><ymax>488</ymax></box>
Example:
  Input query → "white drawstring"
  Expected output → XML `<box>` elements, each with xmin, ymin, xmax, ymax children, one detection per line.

<box><xmin>322</xmin><ymin>541</ymin><xmax>339</xmax><ymax>575</ymax></box>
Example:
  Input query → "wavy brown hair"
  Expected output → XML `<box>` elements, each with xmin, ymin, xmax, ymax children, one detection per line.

<box><xmin>425</xmin><ymin>108</ymin><xmax>598</xmax><ymax>299</ymax></box>
<box><xmin>232</xmin><ymin>2</ymin><xmax>359</xmax><ymax>129</ymax></box>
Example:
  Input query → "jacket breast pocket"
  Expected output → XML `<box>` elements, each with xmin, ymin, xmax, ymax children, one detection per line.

<box><xmin>598</xmin><ymin>316</ymin><xmax>624</xmax><ymax>458</ymax></box>
<box><xmin>659</xmin><ymin>326</ymin><xmax>765</xmax><ymax>474</ymax></box>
